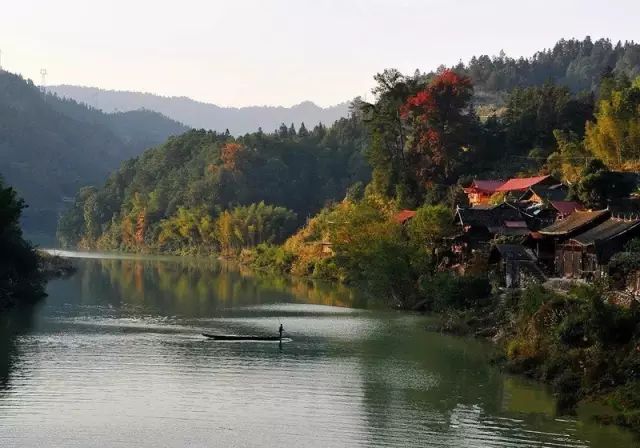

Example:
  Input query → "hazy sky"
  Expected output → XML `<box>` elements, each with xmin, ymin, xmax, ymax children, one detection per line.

<box><xmin>1</xmin><ymin>0</ymin><xmax>638</xmax><ymax>107</ymax></box>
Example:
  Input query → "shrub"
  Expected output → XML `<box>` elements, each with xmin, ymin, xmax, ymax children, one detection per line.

<box><xmin>250</xmin><ymin>243</ymin><xmax>295</xmax><ymax>274</ymax></box>
<box><xmin>419</xmin><ymin>272</ymin><xmax>491</xmax><ymax>311</ymax></box>
<box><xmin>519</xmin><ymin>285</ymin><xmax>554</xmax><ymax>316</ymax></box>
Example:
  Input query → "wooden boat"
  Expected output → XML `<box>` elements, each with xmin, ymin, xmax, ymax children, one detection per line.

<box><xmin>202</xmin><ymin>333</ymin><xmax>283</xmax><ymax>341</ymax></box>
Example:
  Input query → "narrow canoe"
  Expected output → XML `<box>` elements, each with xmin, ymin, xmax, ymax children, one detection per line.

<box><xmin>202</xmin><ymin>333</ymin><xmax>282</xmax><ymax>341</ymax></box>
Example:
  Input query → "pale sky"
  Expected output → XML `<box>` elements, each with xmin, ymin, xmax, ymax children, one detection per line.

<box><xmin>1</xmin><ymin>0</ymin><xmax>638</xmax><ymax>107</ymax></box>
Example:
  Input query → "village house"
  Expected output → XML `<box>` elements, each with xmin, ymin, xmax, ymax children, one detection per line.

<box><xmin>463</xmin><ymin>175</ymin><xmax>562</xmax><ymax>207</ymax></box>
<box><xmin>488</xmin><ymin>244</ymin><xmax>546</xmax><ymax>288</ymax></box>
<box><xmin>518</xmin><ymin>182</ymin><xmax>568</xmax><ymax>204</ymax></box>
<box><xmin>524</xmin><ymin>200</ymin><xmax>584</xmax><ymax>228</ymax></box>
<box><xmin>494</xmin><ymin>174</ymin><xmax>560</xmax><ymax>196</ymax></box>
<box><xmin>531</xmin><ymin>209</ymin><xmax>610</xmax><ymax>273</ymax></box>
<box><xmin>454</xmin><ymin>202</ymin><xmax>531</xmax><ymax>250</ymax></box>
<box><xmin>463</xmin><ymin>180</ymin><xmax>504</xmax><ymax>206</ymax></box>
<box><xmin>552</xmin><ymin>216</ymin><xmax>640</xmax><ymax>279</ymax></box>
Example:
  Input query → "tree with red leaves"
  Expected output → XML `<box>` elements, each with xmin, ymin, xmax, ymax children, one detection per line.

<box><xmin>401</xmin><ymin>69</ymin><xmax>476</xmax><ymax>188</ymax></box>
<box><xmin>221</xmin><ymin>142</ymin><xmax>248</xmax><ymax>172</ymax></box>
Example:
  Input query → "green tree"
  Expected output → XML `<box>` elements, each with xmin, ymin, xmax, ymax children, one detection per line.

<box><xmin>571</xmin><ymin>160</ymin><xmax>637</xmax><ymax>208</ymax></box>
<box><xmin>504</xmin><ymin>84</ymin><xmax>594</xmax><ymax>154</ymax></box>
<box><xmin>585</xmin><ymin>76</ymin><xmax>640</xmax><ymax>168</ymax></box>
<box><xmin>0</xmin><ymin>178</ymin><xmax>44</xmax><ymax>307</ymax></box>
<box><xmin>407</xmin><ymin>204</ymin><xmax>454</xmax><ymax>250</ymax></box>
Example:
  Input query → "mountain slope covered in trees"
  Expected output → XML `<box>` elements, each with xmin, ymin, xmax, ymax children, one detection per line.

<box><xmin>57</xmin><ymin>118</ymin><xmax>369</xmax><ymax>252</ymax></box>
<box><xmin>57</xmin><ymin>37</ymin><xmax>640</xmax><ymax>254</ymax></box>
<box><xmin>47</xmin><ymin>85</ymin><xmax>350</xmax><ymax>135</ymax></box>
<box><xmin>0</xmin><ymin>70</ymin><xmax>188</xmax><ymax>239</ymax></box>
<box><xmin>448</xmin><ymin>37</ymin><xmax>640</xmax><ymax>104</ymax></box>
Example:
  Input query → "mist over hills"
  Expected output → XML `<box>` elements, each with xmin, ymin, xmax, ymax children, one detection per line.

<box><xmin>0</xmin><ymin>71</ymin><xmax>188</xmax><ymax>240</ymax></box>
<box><xmin>47</xmin><ymin>85</ymin><xmax>351</xmax><ymax>135</ymax></box>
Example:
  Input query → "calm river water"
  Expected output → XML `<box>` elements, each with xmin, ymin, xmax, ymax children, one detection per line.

<box><xmin>0</xmin><ymin>253</ymin><xmax>637</xmax><ymax>447</ymax></box>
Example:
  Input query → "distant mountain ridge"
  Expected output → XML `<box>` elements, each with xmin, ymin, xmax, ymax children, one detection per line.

<box><xmin>0</xmin><ymin>71</ymin><xmax>188</xmax><ymax>240</ymax></box>
<box><xmin>48</xmin><ymin>85</ymin><xmax>351</xmax><ymax>135</ymax></box>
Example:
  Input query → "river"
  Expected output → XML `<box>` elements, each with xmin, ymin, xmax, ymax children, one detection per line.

<box><xmin>0</xmin><ymin>253</ymin><xmax>637</xmax><ymax>447</ymax></box>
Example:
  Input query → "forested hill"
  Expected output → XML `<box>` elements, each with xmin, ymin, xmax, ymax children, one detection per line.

<box><xmin>50</xmin><ymin>38</ymin><xmax>640</xmax><ymax>125</ymax></box>
<box><xmin>57</xmin><ymin>118</ymin><xmax>369</xmax><ymax>252</ymax></box>
<box><xmin>0</xmin><ymin>70</ymin><xmax>188</xmax><ymax>240</ymax></box>
<box><xmin>47</xmin><ymin>85</ymin><xmax>350</xmax><ymax>135</ymax></box>
<box><xmin>447</xmin><ymin>37</ymin><xmax>640</xmax><ymax>103</ymax></box>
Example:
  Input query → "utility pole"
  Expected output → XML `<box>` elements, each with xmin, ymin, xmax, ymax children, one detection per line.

<box><xmin>40</xmin><ymin>68</ymin><xmax>48</xmax><ymax>94</ymax></box>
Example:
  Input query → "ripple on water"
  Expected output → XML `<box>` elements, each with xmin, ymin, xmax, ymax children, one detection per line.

<box><xmin>0</xmin><ymin>257</ymin><xmax>637</xmax><ymax>448</ymax></box>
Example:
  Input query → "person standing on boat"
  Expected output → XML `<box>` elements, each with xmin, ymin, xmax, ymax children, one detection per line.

<box><xmin>278</xmin><ymin>324</ymin><xmax>284</xmax><ymax>340</ymax></box>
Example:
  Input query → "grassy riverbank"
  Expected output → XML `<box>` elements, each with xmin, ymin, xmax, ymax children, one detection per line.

<box><xmin>431</xmin><ymin>283</ymin><xmax>640</xmax><ymax>433</ymax></box>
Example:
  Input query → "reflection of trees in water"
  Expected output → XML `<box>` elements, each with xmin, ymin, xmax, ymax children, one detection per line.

<box><xmin>356</xmin><ymin>322</ymin><xmax>508</xmax><ymax>445</ymax></box>
<box><xmin>0</xmin><ymin>306</ymin><xmax>38</xmax><ymax>392</ymax></box>
<box><xmin>71</xmin><ymin>257</ymin><xmax>370</xmax><ymax>316</ymax></box>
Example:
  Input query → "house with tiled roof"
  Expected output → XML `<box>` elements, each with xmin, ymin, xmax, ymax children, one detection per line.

<box><xmin>454</xmin><ymin>203</ymin><xmax>531</xmax><ymax>247</ymax></box>
<box><xmin>555</xmin><ymin>216</ymin><xmax>640</xmax><ymax>279</ymax></box>
<box><xmin>528</xmin><ymin>209</ymin><xmax>610</xmax><ymax>274</ymax></box>
<box><xmin>495</xmin><ymin>175</ymin><xmax>559</xmax><ymax>193</ymax></box>
<box><xmin>523</xmin><ymin>200</ymin><xmax>585</xmax><ymax>229</ymax></box>
<box><xmin>518</xmin><ymin>183</ymin><xmax>569</xmax><ymax>203</ymax></box>
<box><xmin>537</xmin><ymin>209</ymin><xmax>610</xmax><ymax>238</ymax></box>
<box><xmin>549</xmin><ymin>201</ymin><xmax>584</xmax><ymax>218</ymax></box>
<box><xmin>463</xmin><ymin>180</ymin><xmax>504</xmax><ymax>205</ymax></box>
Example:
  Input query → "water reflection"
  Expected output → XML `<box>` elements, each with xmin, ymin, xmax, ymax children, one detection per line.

<box><xmin>54</xmin><ymin>257</ymin><xmax>369</xmax><ymax>317</ymax></box>
<box><xmin>0</xmin><ymin>255</ymin><xmax>636</xmax><ymax>447</ymax></box>
<box><xmin>0</xmin><ymin>306</ymin><xmax>38</xmax><ymax>391</ymax></box>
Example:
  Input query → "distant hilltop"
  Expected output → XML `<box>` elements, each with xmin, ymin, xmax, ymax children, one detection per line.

<box><xmin>48</xmin><ymin>85</ymin><xmax>351</xmax><ymax>135</ymax></box>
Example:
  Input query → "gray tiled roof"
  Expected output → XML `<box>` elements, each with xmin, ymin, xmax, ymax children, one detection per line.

<box><xmin>539</xmin><ymin>209</ymin><xmax>609</xmax><ymax>236</ymax></box>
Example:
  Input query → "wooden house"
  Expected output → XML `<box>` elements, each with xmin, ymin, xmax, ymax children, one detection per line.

<box><xmin>518</xmin><ymin>183</ymin><xmax>568</xmax><ymax>204</ymax></box>
<box><xmin>531</xmin><ymin>209</ymin><xmax>610</xmax><ymax>273</ymax></box>
<box><xmin>463</xmin><ymin>180</ymin><xmax>504</xmax><ymax>206</ymax></box>
<box><xmin>454</xmin><ymin>203</ymin><xmax>531</xmax><ymax>247</ymax></box>
<box><xmin>524</xmin><ymin>200</ymin><xmax>584</xmax><ymax>228</ymax></box>
<box><xmin>554</xmin><ymin>217</ymin><xmax>640</xmax><ymax>279</ymax></box>
<box><xmin>488</xmin><ymin>244</ymin><xmax>546</xmax><ymax>288</ymax></box>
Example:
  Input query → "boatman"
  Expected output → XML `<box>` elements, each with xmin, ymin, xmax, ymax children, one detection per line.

<box><xmin>279</xmin><ymin>323</ymin><xmax>284</xmax><ymax>340</ymax></box>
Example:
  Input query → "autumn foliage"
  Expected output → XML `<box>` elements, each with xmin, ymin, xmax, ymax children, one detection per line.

<box><xmin>221</xmin><ymin>142</ymin><xmax>247</xmax><ymax>171</ymax></box>
<box><xmin>400</xmin><ymin>70</ymin><xmax>475</xmax><ymax>186</ymax></box>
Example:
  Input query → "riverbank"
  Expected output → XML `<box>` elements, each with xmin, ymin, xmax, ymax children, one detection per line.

<box><xmin>38</xmin><ymin>251</ymin><xmax>76</xmax><ymax>279</ymax></box>
<box><xmin>428</xmin><ymin>283</ymin><xmax>640</xmax><ymax>434</ymax></box>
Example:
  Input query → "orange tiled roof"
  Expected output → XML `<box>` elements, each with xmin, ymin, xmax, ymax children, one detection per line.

<box><xmin>495</xmin><ymin>175</ymin><xmax>552</xmax><ymax>192</ymax></box>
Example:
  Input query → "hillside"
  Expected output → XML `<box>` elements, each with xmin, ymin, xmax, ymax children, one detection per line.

<box><xmin>449</xmin><ymin>37</ymin><xmax>640</xmax><ymax>104</ymax></box>
<box><xmin>0</xmin><ymin>71</ymin><xmax>188</xmax><ymax>239</ymax></box>
<box><xmin>47</xmin><ymin>85</ymin><xmax>350</xmax><ymax>135</ymax></box>
<box><xmin>57</xmin><ymin>118</ymin><xmax>370</xmax><ymax>252</ymax></box>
